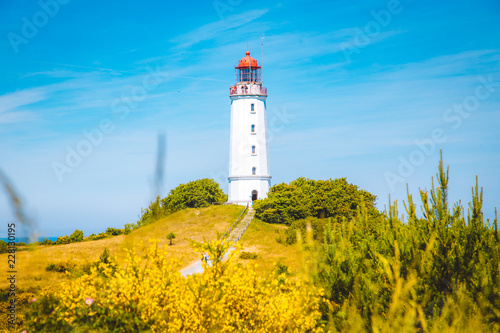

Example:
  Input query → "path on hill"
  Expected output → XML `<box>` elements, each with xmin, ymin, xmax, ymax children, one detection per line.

<box><xmin>180</xmin><ymin>206</ymin><xmax>254</xmax><ymax>277</ymax></box>
<box><xmin>226</xmin><ymin>206</ymin><xmax>255</xmax><ymax>244</ymax></box>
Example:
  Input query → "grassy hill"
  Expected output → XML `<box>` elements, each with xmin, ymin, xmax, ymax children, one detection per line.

<box><xmin>1</xmin><ymin>204</ymin><xmax>244</xmax><ymax>293</ymax></box>
<box><xmin>237</xmin><ymin>218</ymin><xmax>304</xmax><ymax>274</ymax></box>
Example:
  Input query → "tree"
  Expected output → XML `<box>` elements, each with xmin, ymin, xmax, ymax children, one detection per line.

<box><xmin>253</xmin><ymin>183</ymin><xmax>309</xmax><ymax>224</ymax></box>
<box><xmin>254</xmin><ymin>177</ymin><xmax>379</xmax><ymax>225</ymax></box>
<box><xmin>106</xmin><ymin>227</ymin><xmax>123</xmax><ymax>236</ymax></box>
<box><xmin>0</xmin><ymin>240</ymin><xmax>8</xmax><ymax>254</ymax></box>
<box><xmin>137</xmin><ymin>195</ymin><xmax>167</xmax><ymax>227</ymax></box>
<box><xmin>135</xmin><ymin>179</ymin><xmax>227</xmax><ymax>230</ymax></box>
<box><xmin>69</xmin><ymin>229</ymin><xmax>84</xmax><ymax>243</ymax></box>
<box><xmin>161</xmin><ymin>178</ymin><xmax>227</xmax><ymax>213</ymax></box>
<box><xmin>167</xmin><ymin>232</ymin><xmax>176</xmax><ymax>245</ymax></box>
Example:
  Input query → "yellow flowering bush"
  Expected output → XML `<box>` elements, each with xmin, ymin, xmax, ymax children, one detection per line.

<box><xmin>23</xmin><ymin>240</ymin><xmax>325</xmax><ymax>332</ymax></box>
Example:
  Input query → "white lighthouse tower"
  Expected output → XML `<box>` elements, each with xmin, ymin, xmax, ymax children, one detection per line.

<box><xmin>228</xmin><ymin>50</ymin><xmax>271</xmax><ymax>205</ymax></box>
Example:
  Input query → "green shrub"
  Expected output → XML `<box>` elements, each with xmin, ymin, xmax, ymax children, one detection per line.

<box><xmin>254</xmin><ymin>177</ymin><xmax>379</xmax><ymax>225</ymax></box>
<box><xmin>90</xmin><ymin>232</ymin><xmax>110</xmax><ymax>241</ymax></box>
<box><xmin>55</xmin><ymin>236</ymin><xmax>70</xmax><ymax>245</ymax></box>
<box><xmin>240</xmin><ymin>251</ymin><xmax>258</xmax><ymax>259</ymax></box>
<box><xmin>167</xmin><ymin>232</ymin><xmax>176</xmax><ymax>245</ymax></box>
<box><xmin>317</xmin><ymin>152</ymin><xmax>500</xmax><ymax>331</ymax></box>
<box><xmin>161</xmin><ymin>178</ymin><xmax>227</xmax><ymax>213</ymax></box>
<box><xmin>80</xmin><ymin>262</ymin><xmax>92</xmax><ymax>275</ymax></box>
<box><xmin>275</xmin><ymin>263</ymin><xmax>289</xmax><ymax>275</ymax></box>
<box><xmin>134</xmin><ymin>179</ymin><xmax>227</xmax><ymax>230</ymax></box>
<box><xmin>285</xmin><ymin>217</ymin><xmax>325</xmax><ymax>245</ymax></box>
<box><xmin>38</xmin><ymin>238</ymin><xmax>54</xmax><ymax>245</ymax></box>
<box><xmin>136</xmin><ymin>195</ymin><xmax>167</xmax><ymax>228</ymax></box>
<box><xmin>45</xmin><ymin>260</ymin><xmax>76</xmax><ymax>273</ymax></box>
<box><xmin>69</xmin><ymin>229</ymin><xmax>84</xmax><ymax>243</ymax></box>
<box><xmin>124</xmin><ymin>223</ymin><xmax>135</xmax><ymax>235</ymax></box>
<box><xmin>105</xmin><ymin>227</ymin><xmax>123</xmax><ymax>236</ymax></box>
<box><xmin>0</xmin><ymin>240</ymin><xmax>9</xmax><ymax>253</ymax></box>
<box><xmin>95</xmin><ymin>248</ymin><xmax>117</xmax><ymax>275</ymax></box>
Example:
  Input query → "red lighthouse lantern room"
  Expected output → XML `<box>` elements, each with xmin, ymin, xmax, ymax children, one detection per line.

<box><xmin>235</xmin><ymin>51</ymin><xmax>262</xmax><ymax>84</ymax></box>
<box><xmin>230</xmin><ymin>50</ymin><xmax>267</xmax><ymax>96</ymax></box>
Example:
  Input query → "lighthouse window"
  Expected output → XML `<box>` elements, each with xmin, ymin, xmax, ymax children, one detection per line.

<box><xmin>251</xmin><ymin>124</ymin><xmax>255</xmax><ymax>133</ymax></box>
<box><xmin>252</xmin><ymin>167</ymin><xmax>256</xmax><ymax>175</ymax></box>
<box><xmin>251</xmin><ymin>104</ymin><xmax>255</xmax><ymax>112</ymax></box>
<box><xmin>252</xmin><ymin>146</ymin><xmax>256</xmax><ymax>154</ymax></box>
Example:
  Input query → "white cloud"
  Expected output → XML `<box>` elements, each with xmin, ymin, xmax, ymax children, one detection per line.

<box><xmin>169</xmin><ymin>9</ymin><xmax>269</xmax><ymax>49</ymax></box>
<box><xmin>0</xmin><ymin>88</ymin><xmax>46</xmax><ymax>114</ymax></box>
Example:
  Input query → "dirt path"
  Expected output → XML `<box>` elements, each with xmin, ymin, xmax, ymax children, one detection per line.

<box><xmin>180</xmin><ymin>206</ymin><xmax>254</xmax><ymax>276</ymax></box>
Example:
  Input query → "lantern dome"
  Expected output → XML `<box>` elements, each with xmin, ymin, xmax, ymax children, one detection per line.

<box><xmin>237</xmin><ymin>51</ymin><xmax>260</xmax><ymax>69</ymax></box>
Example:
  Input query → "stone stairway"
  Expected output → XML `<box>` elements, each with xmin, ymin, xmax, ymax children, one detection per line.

<box><xmin>226</xmin><ymin>206</ymin><xmax>255</xmax><ymax>243</ymax></box>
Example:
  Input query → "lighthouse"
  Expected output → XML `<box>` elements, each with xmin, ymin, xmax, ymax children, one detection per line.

<box><xmin>228</xmin><ymin>50</ymin><xmax>271</xmax><ymax>205</ymax></box>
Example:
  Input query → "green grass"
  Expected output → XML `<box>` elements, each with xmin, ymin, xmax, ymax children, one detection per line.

<box><xmin>0</xmin><ymin>204</ymin><xmax>243</xmax><ymax>292</ymax></box>
<box><xmin>238</xmin><ymin>218</ymin><xmax>304</xmax><ymax>275</ymax></box>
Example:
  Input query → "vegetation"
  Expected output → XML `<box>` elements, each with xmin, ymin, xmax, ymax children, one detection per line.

<box><xmin>161</xmin><ymin>178</ymin><xmax>227</xmax><ymax>212</ymax></box>
<box><xmin>0</xmin><ymin>205</ymin><xmax>241</xmax><ymax>294</ymax></box>
<box><xmin>132</xmin><ymin>178</ymin><xmax>227</xmax><ymax>230</ymax></box>
<box><xmin>45</xmin><ymin>260</ymin><xmax>77</xmax><ymax>273</ymax></box>
<box><xmin>253</xmin><ymin>177</ymin><xmax>379</xmax><ymax>225</ymax></box>
<box><xmin>0</xmin><ymin>240</ymin><xmax>8</xmax><ymax>254</ymax></box>
<box><xmin>167</xmin><ymin>231</ymin><xmax>176</xmax><ymax>245</ymax></box>
<box><xmin>239</xmin><ymin>251</ymin><xmax>258</xmax><ymax>259</ymax></box>
<box><xmin>69</xmin><ymin>229</ymin><xmax>84</xmax><ymax>243</ymax></box>
<box><xmin>105</xmin><ymin>228</ymin><xmax>123</xmax><ymax>236</ymax></box>
<box><xmin>238</xmin><ymin>218</ymin><xmax>304</xmax><ymax>274</ymax></box>
<box><xmin>23</xmin><ymin>240</ymin><xmax>324</xmax><ymax>332</ymax></box>
<box><xmin>4</xmin><ymin>156</ymin><xmax>499</xmax><ymax>332</ymax></box>
<box><xmin>283</xmin><ymin>216</ymin><xmax>325</xmax><ymax>245</ymax></box>
<box><xmin>38</xmin><ymin>238</ymin><xmax>54</xmax><ymax>245</ymax></box>
<box><xmin>134</xmin><ymin>195</ymin><xmax>166</xmax><ymax>229</ymax></box>
<box><xmin>314</xmin><ymin>153</ymin><xmax>499</xmax><ymax>331</ymax></box>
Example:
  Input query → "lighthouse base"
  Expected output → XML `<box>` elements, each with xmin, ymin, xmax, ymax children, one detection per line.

<box><xmin>227</xmin><ymin>176</ymin><xmax>271</xmax><ymax>206</ymax></box>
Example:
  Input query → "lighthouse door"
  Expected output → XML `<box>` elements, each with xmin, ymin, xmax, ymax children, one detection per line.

<box><xmin>251</xmin><ymin>190</ymin><xmax>258</xmax><ymax>201</ymax></box>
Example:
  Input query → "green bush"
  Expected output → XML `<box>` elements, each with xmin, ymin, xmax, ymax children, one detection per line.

<box><xmin>80</xmin><ymin>262</ymin><xmax>92</xmax><ymax>275</ymax></box>
<box><xmin>0</xmin><ymin>240</ymin><xmax>9</xmax><ymax>253</ymax></box>
<box><xmin>254</xmin><ymin>177</ymin><xmax>379</xmax><ymax>225</ymax></box>
<box><xmin>134</xmin><ymin>179</ymin><xmax>227</xmax><ymax>230</ymax></box>
<box><xmin>105</xmin><ymin>227</ymin><xmax>123</xmax><ymax>236</ymax></box>
<box><xmin>284</xmin><ymin>217</ymin><xmax>325</xmax><ymax>245</ymax></box>
<box><xmin>161</xmin><ymin>178</ymin><xmax>227</xmax><ymax>213</ymax></box>
<box><xmin>124</xmin><ymin>223</ymin><xmax>135</xmax><ymax>235</ymax></box>
<box><xmin>69</xmin><ymin>229</ymin><xmax>84</xmax><ymax>243</ymax></box>
<box><xmin>95</xmin><ymin>248</ymin><xmax>117</xmax><ymax>275</ymax></box>
<box><xmin>317</xmin><ymin>153</ymin><xmax>500</xmax><ymax>331</ymax></box>
<box><xmin>38</xmin><ymin>238</ymin><xmax>54</xmax><ymax>245</ymax></box>
<box><xmin>55</xmin><ymin>235</ymin><xmax>70</xmax><ymax>245</ymax></box>
<box><xmin>136</xmin><ymin>195</ymin><xmax>167</xmax><ymax>228</ymax></box>
<box><xmin>275</xmin><ymin>263</ymin><xmax>289</xmax><ymax>275</ymax></box>
<box><xmin>240</xmin><ymin>251</ymin><xmax>258</xmax><ymax>259</ymax></box>
<box><xmin>89</xmin><ymin>232</ymin><xmax>110</xmax><ymax>241</ymax></box>
<box><xmin>45</xmin><ymin>260</ymin><xmax>77</xmax><ymax>273</ymax></box>
<box><xmin>167</xmin><ymin>231</ymin><xmax>176</xmax><ymax>245</ymax></box>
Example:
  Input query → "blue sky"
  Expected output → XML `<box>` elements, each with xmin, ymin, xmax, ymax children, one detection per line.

<box><xmin>1</xmin><ymin>0</ymin><xmax>499</xmax><ymax>238</ymax></box>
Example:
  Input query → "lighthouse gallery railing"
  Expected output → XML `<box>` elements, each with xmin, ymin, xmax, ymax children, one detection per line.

<box><xmin>229</xmin><ymin>85</ymin><xmax>267</xmax><ymax>96</ymax></box>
